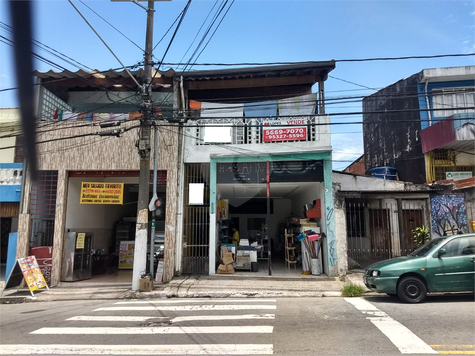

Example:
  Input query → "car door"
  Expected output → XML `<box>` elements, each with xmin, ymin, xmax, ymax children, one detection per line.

<box><xmin>427</xmin><ymin>236</ymin><xmax>475</xmax><ymax>292</ymax></box>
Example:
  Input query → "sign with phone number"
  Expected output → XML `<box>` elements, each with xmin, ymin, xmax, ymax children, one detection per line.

<box><xmin>263</xmin><ymin>127</ymin><xmax>307</xmax><ymax>142</ymax></box>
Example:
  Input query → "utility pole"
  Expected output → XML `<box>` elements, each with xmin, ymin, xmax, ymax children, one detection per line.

<box><xmin>132</xmin><ymin>0</ymin><xmax>155</xmax><ymax>291</ymax></box>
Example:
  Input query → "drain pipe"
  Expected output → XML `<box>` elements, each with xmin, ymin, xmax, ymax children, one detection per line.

<box><xmin>425</xmin><ymin>79</ymin><xmax>432</xmax><ymax>126</ymax></box>
<box><xmin>174</xmin><ymin>76</ymin><xmax>186</xmax><ymax>274</ymax></box>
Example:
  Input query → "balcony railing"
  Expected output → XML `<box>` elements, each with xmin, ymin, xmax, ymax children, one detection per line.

<box><xmin>188</xmin><ymin>115</ymin><xmax>330</xmax><ymax>146</ymax></box>
<box><xmin>0</xmin><ymin>165</ymin><xmax>23</xmax><ymax>185</ymax></box>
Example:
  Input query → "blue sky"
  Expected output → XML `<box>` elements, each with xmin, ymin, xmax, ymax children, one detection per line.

<box><xmin>1</xmin><ymin>0</ymin><xmax>474</xmax><ymax>170</ymax></box>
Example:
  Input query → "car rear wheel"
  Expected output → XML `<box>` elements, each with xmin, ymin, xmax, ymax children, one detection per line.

<box><xmin>397</xmin><ymin>276</ymin><xmax>427</xmax><ymax>303</ymax></box>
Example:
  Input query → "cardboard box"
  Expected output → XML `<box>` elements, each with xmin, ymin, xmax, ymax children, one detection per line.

<box><xmin>140</xmin><ymin>278</ymin><xmax>153</xmax><ymax>292</ymax></box>
<box><xmin>216</xmin><ymin>263</ymin><xmax>235</xmax><ymax>274</ymax></box>
<box><xmin>222</xmin><ymin>251</ymin><xmax>234</xmax><ymax>265</ymax></box>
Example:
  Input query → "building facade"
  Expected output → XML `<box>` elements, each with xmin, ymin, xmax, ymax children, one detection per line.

<box><xmin>0</xmin><ymin>108</ymin><xmax>23</xmax><ymax>280</ymax></box>
<box><xmin>362</xmin><ymin>66</ymin><xmax>475</xmax><ymax>238</ymax></box>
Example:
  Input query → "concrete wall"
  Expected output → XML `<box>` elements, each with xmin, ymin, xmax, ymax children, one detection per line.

<box><xmin>334</xmin><ymin>171</ymin><xmax>407</xmax><ymax>191</ymax></box>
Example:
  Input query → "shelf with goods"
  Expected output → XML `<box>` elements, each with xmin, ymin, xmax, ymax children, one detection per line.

<box><xmin>256</xmin><ymin>235</ymin><xmax>268</xmax><ymax>260</ymax></box>
<box><xmin>284</xmin><ymin>229</ymin><xmax>297</xmax><ymax>269</ymax></box>
<box><xmin>219</xmin><ymin>218</ymin><xmax>232</xmax><ymax>243</ymax></box>
<box><xmin>114</xmin><ymin>220</ymin><xmax>135</xmax><ymax>256</ymax></box>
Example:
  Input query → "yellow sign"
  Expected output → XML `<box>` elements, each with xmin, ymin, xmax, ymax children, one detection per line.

<box><xmin>76</xmin><ymin>233</ymin><xmax>85</xmax><ymax>249</ymax></box>
<box><xmin>118</xmin><ymin>241</ymin><xmax>135</xmax><ymax>269</ymax></box>
<box><xmin>80</xmin><ymin>182</ymin><xmax>124</xmax><ymax>205</ymax></box>
<box><xmin>18</xmin><ymin>256</ymin><xmax>48</xmax><ymax>292</ymax></box>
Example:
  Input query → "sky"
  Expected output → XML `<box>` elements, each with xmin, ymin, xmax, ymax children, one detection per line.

<box><xmin>1</xmin><ymin>0</ymin><xmax>474</xmax><ymax>170</ymax></box>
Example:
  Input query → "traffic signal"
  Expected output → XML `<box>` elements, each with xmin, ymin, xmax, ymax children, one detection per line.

<box><xmin>154</xmin><ymin>197</ymin><xmax>164</xmax><ymax>218</ymax></box>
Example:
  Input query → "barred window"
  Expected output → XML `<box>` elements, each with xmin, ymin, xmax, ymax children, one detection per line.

<box><xmin>432</xmin><ymin>87</ymin><xmax>475</xmax><ymax>118</ymax></box>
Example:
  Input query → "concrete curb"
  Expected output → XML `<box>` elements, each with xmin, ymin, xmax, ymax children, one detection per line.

<box><xmin>1</xmin><ymin>273</ymin><xmax>368</xmax><ymax>303</ymax></box>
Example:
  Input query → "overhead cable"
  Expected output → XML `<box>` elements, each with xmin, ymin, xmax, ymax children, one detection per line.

<box><xmin>68</xmin><ymin>0</ymin><xmax>141</xmax><ymax>88</ymax></box>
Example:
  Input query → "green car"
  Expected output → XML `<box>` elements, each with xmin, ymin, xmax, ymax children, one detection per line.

<box><xmin>364</xmin><ymin>233</ymin><xmax>475</xmax><ymax>303</ymax></box>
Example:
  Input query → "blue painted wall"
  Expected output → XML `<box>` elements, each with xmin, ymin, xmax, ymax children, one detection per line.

<box><xmin>0</xmin><ymin>185</ymin><xmax>21</xmax><ymax>202</ymax></box>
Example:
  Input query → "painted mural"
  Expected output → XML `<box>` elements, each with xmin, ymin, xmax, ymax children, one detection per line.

<box><xmin>430</xmin><ymin>195</ymin><xmax>467</xmax><ymax>237</ymax></box>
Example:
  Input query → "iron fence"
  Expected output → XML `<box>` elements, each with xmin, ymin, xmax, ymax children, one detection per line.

<box><xmin>346</xmin><ymin>198</ymin><xmax>428</xmax><ymax>270</ymax></box>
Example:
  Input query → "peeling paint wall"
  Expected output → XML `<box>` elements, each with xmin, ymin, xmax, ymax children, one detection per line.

<box><xmin>362</xmin><ymin>73</ymin><xmax>426</xmax><ymax>183</ymax></box>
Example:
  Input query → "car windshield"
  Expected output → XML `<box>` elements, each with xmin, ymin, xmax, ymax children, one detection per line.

<box><xmin>409</xmin><ymin>237</ymin><xmax>447</xmax><ymax>257</ymax></box>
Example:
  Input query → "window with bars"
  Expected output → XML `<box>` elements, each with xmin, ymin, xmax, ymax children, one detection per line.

<box><xmin>432</xmin><ymin>87</ymin><xmax>475</xmax><ymax>118</ymax></box>
<box><xmin>433</xmin><ymin>149</ymin><xmax>454</xmax><ymax>165</ymax></box>
<box><xmin>39</xmin><ymin>87</ymin><xmax>71</xmax><ymax>121</ymax></box>
<box><xmin>29</xmin><ymin>171</ymin><xmax>58</xmax><ymax>247</ymax></box>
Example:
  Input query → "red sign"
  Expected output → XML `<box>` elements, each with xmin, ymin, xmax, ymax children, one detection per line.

<box><xmin>31</xmin><ymin>247</ymin><xmax>53</xmax><ymax>284</ymax></box>
<box><xmin>263</xmin><ymin>126</ymin><xmax>307</xmax><ymax>142</ymax></box>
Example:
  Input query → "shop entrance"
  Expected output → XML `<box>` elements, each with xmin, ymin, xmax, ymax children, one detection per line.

<box><xmin>215</xmin><ymin>159</ymin><xmax>326</xmax><ymax>276</ymax></box>
<box><xmin>217</xmin><ymin>181</ymin><xmax>324</xmax><ymax>275</ymax></box>
<box><xmin>64</xmin><ymin>171</ymin><xmax>166</xmax><ymax>283</ymax></box>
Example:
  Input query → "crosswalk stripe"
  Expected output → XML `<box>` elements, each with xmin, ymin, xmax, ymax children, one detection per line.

<box><xmin>171</xmin><ymin>314</ymin><xmax>275</xmax><ymax>323</ymax></box>
<box><xmin>114</xmin><ymin>299</ymin><xmax>277</xmax><ymax>304</ymax></box>
<box><xmin>66</xmin><ymin>314</ymin><xmax>275</xmax><ymax>323</ymax></box>
<box><xmin>66</xmin><ymin>316</ymin><xmax>160</xmax><ymax>322</ymax></box>
<box><xmin>94</xmin><ymin>305</ymin><xmax>276</xmax><ymax>311</ymax></box>
<box><xmin>30</xmin><ymin>326</ymin><xmax>274</xmax><ymax>334</ymax></box>
<box><xmin>0</xmin><ymin>344</ymin><xmax>274</xmax><ymax>355</ymax></box>
<box><xmin>345</xmin><ymin>298</ymin><xmax>438</xmax><ymax>354</ymax></box>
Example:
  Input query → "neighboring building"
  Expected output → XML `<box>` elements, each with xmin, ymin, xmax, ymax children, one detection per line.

<box><xmin>362</xmin><ymin>66</ymin><xmax>475</xmax><ymax>237</ymax></box>
<box><xmin>0</xmin><ymin>108</ymin><xmax>23</xmax><ymax>279</ymax></box>
<box><xmin>333</xmin><ymin>170</ymin><xmax>435</xmax><ymax>270</ymax></box>
<box><xmin>362</xmin><ymin>65</ymin><xmax>474</xmax><ymax>184</ymax></box>
<box><xmin>343</xmin><ymin>155</ymin><xmax>365</xmax><ymax>175</ymax></box>
<box><xmin>16</xmin><ymin>68</ymin><xmax>180</xmax><ymax>286</ymax></box>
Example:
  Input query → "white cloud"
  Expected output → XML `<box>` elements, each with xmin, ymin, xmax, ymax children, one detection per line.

<box><xmin>331</xmin><ymin>133</ymin><xmax>364</xmax><ymax>171</ymax></box>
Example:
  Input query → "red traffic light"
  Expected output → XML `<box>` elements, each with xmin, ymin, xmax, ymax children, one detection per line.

<box><xmin>155</xmin><ymin>198</ymin><xmax>163</xmax><ymax>208</ymax></box>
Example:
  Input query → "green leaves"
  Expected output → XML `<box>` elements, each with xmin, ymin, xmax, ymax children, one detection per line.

<box><xmin>412</xmin><ymin>226</ymin><xmax>430</xmax><ymax>248</ymax></box>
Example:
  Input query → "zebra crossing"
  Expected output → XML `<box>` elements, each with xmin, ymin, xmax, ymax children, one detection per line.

<box><xmin>0</xmin><ymin>298</ymin><xmax>276</xmax><ymax>355</ymax></box>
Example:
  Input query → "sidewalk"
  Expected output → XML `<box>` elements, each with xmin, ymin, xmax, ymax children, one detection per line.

<box><xmin>0</xmin><ymin>272</ymin><xmax>367</xmax><ymax>304</ymax></box>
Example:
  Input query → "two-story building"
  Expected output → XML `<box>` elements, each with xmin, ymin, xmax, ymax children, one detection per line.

<box><xmin>176</xmin><ymin>62</ymin><xmax>341</xmax><ymax>277</ymax></box>
<box><xmin>362</xmin><ymin>66</ymin><xmax>475</xmax><ymax>237</ymax></box>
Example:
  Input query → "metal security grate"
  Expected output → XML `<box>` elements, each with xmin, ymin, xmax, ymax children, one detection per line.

<box><xmin>182</xmin><ymin>164</ymin><xmax>210</xmax><ymax>274</ymax></box>
<box><xmin>346</xmin><ymin>198</ymin><xmax>427</xmax><ymax>270</ymax></box>
<box><xmin>29</xmin><ymin>171</ymin><xmax>58</xmax><ymax>247</ymax></box>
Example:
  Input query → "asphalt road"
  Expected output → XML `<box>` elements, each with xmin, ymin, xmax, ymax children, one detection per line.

<box><xmin>0</xmin><ymin>293</ymin><xmax>473</xmax><ymax>355</ymax></box>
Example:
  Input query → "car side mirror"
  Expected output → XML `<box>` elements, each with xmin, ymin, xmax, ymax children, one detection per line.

<box><xmin>438</xmin><ymin>249</ymin><xmax>447</xmax><ymax>258</ymax></box>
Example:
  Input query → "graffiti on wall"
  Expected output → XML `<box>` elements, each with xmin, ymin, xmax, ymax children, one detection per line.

<box><xmin>431</xmin><ymin>195</ymin><xmax>467</xmax><ymax>237</ymax></box>
<box><xmin>325</xmin><ymin>206</ymin><xmax>337</xmax><ymax>266</ymax></box>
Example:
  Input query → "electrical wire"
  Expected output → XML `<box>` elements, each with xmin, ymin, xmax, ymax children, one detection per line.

<box><xmin>77</xmin><ymin>0</ymin><xmax>144</xmax><ymax>53</ymax></box>
<box><xmin>160</xmin><ymin>53</ymin><xmax>475</xmax><ymax>67</ymax></box>
<box><xmin>67</xmin><ymin>0</ymin><xmax>141</xmax><ymax>88</ymax></box>
<box><xmin>147</xmin><ymin>0</ymin><xmax>192</xmax><ymax>91</ymax></box>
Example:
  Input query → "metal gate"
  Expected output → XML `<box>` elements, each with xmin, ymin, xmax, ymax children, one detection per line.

<box><xmin>182</xmin><ymin>164</ymin><xmax>210</xmax><ymax>274</ymax></box>
<box><xmin>346</xmin><ymin>198</ymin><xmax>428</xmax><ymax>270</ymax></box>
<box><xmin>29</xmin><ymin>171</ymin><xmax>58</xmax><ymax>249</ymax></box>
